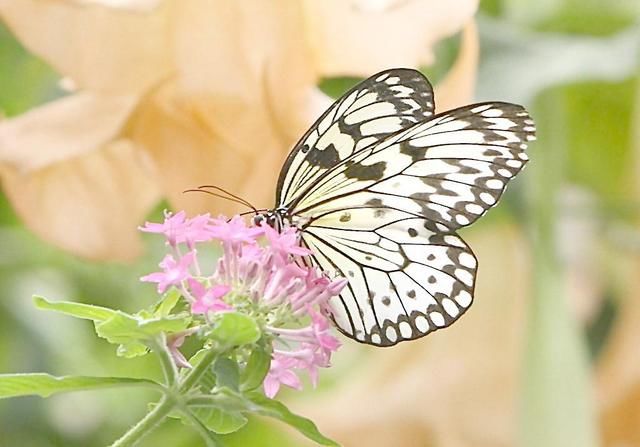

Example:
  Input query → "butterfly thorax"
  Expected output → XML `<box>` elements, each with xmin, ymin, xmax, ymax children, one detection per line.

<box><xmin>253</xmin><ymin>207</ymin><xmax>291</xmax><ymax>232</ymax></box>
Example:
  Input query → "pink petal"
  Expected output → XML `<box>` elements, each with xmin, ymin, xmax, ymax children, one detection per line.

<box><xmin>210</xmin><ymin>284</ymin><xmax>231</xmax><ymax>299</ymax></box>
<box><xmin>263</xmin><ymin>375</ymin><xmax>281</xmax><ymax>399</ymax></box>
<box><xmin>188</xmin><ymin>278</ymin><xmax>206</xmax><ymax>299</ymax></box>
<box><xmin>279</xmin><ymin>370</ymin><xmax>302</xmax><ymax>390</ymax></box>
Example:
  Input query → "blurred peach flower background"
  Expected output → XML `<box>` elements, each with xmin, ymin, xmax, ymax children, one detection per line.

<box><xmin>3</xmin><ymin>1</ymin><xmax>638</xmax><ymax>447</ymax></box>
<box><xmin>0</xmin><ymin>0</ymin><xmax>478</xmax><ymax>261</ymax></box>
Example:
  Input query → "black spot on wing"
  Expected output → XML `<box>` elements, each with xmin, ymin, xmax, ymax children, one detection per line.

<box><xmin>399</xmin><ymin>140</ymin><xmax>428</xmax><ymax>162</ymax></box>
<box><xmin>344</xmin><ymin>161</ymin><xmax>387</xmax><ymax>180</ymax></box>
<box><xmin>305</xmin><ymin>143</ymin><xmax>340</xmax><ymax>169</ymax></box>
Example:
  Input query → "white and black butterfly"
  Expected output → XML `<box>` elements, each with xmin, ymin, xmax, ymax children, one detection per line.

<box><xmin>255</xmin><ymin>68</ymin><xmax>535</xmax><ymax>347</ymax></box>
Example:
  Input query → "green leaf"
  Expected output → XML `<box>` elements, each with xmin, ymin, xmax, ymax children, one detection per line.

<box><xmin>247</xmin><ymin>392</ymin><xmax>340</xmax><ymax>446</ymax></box>
<box><xmin>36</xmin><ymin>296</ymin><xmax>192</xmax><ymax>358</ymax></box>
<box><xmin>177</xmin><ymin>392</ymin><xmax>250</xmax><ymax>435</ymax></box>
<box><xmin>187</xmin><ymin>391</ymin><xmax>253</xmax><ymax>413</ymax></box>
<box><xmin>317</xmin><ymin>76</ymin><xmax>362</xmax><ymax>99</ymax></box>
<box><xmin>213</xmin><ymin>357</ymin><xmax>240</xmax><ymax>392</ymax></box>
<box><xmin>477</xmin><ymin>17</ymin><xmax>640</xmax><ymax>105</ymax></box>
<box><xmin>563</xmin><ymin>79</ymin><xmax>638</xmax><ymax>203</ymax></box>
<box><xmin>241</xmin><ymin>345</ymin><xmax>272</xmax><ymax>391</ymax></box>
<box><xmin>116</xmin><ymin>342</ymin><xmax>149</xmax><ymax>358</ymax></box>
<box><xmin>95</xmin><ymin>313</ymin><xmax>190</xmax><ymax>345</ymax></box>
<box><xmin>192</xmin><ymin>407</ymin><xmax>248</xmax><ymax>434</ymax></box>
<box><xmin>139</xmin><ymin>316</ymin><xmax>191</xmax><ymax>334</ymax></box>
<box><xmin>94</xmin><ymin>314</ymin><xmax>141</xmax><ymax>343</ymax></box>
<box><xmin>34</xmin><ymin>296</ymin><xmax>117</xmax><ymax>321</ymax></box>
<box><xmin>179</xmin><ymin>408</ymin><xmax>224</xmax><ymax>447</ymax></box>
<box><xmin>209</xmin><ymin>313</ymin><xmax>260</xmax><ymax>347</ymax></box>
<box><xmin>537</xmin><ymin>5</ymin><xmax>636</xmax><ymax>35</ymax></box>
<box><xmin>0</xmin><ymin>373</ymin><xmax>159</xmax><ymax>399</ymax></box>
<box><xmin>0</xmin><ymin>23</ymin><xmax>63</xmax><ymax>117</ymax></box>
<box><xmin>155</xmin><ymin>289</ymin><xmax>182</xmax><ymax>317</ymax></box>
<box><xmin>34</xmin><ymin>296</ymin><xmax>190</xmax><ymax>343</ymax></box>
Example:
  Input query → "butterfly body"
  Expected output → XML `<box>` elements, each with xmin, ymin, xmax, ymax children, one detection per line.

<box><xmin>264</xmin><ymin>68</ymin><xmax>535</xmax><ymax>347</ymax></box>
<box><xmin>253</xmin><ymin>206</ymin><xmax>292</xmax><ymax>232</ymax></box>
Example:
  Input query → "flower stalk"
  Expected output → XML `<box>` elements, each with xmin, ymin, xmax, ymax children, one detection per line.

<box><xmin>110</xmin><ymin>396</ymin><xmax>175</xmax><ymax>447</ymax></box>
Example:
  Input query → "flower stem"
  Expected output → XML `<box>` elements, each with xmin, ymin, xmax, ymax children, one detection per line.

<box><xmin>109</xmin><ymin>345</ymin><xmax>223</xmax><ymax>447</ymax></box>
<box><xmin>180</xmin><ymin>345</ymin><xmax>222</xmax><ymax>392</ymax></box>
<box><xmin>109</xmin><ymin>396</ymin><xmax>174</xmax><ymax>447</ymax></box>
<box><xmin>150</xmin><ymin>334</ymin><xmax>178</xmax><ymax>386</ymax></box>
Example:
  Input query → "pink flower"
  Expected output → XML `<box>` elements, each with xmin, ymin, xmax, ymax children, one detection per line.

<box><xmin>140</xmin><ymin>212</ymin><xmax>346</xmax><ymax>398</ymax></box>
<box><xmin>294</xmin><ymin>343</ymin><xmax>331</xmax><ymax>387</ymax></box>
<box><xmin>167</xmin><ymin>332</ymin><xmax>192</xmax><ymax>369</ymax></box>
<box><xmin>178</xmin><ymin>213</ymin><xmax>218</xmax><ymax>247</ymax></box>
<box><xmin>289</xmin><ymin>271</ymin><xmax>347</xmax><ymax>315</ymax></box>
<box><xmin>139</xmin><ymin>210</ymin><xmax>189</xmax><ymax>246</ymax></box>
<box><xmin>189</xmin><ymin>279</ymin><xmax>232</xmax><ymax>314</ymax></box>
<box><xmin>261</xmin><ymin>224</ymin><xmax>311</xmax><ymax>260</ymax></box>
<box><xmin>263</xmin><ymin>355</ymin><xmax>302</xmax><ymax>398</ymax></box>
<box><xmin>261</xmin><ymin>263</ymin><xmax>307</xmax><ymax>305</ymax></box>
<box><xmin>141</xmin><ymin>251</ymin><xmax>195</xmax><ymax>293</ymax></box>
<box><xmin>265</xmin><ymin>308</ymin><xmax>341</xmax><ymax>396</ymax></box>
<box><xmin>309</xmin><ymin>308</ymin><xmax>342</xmax><ymax>354</ymax></box>
<box><xmin>208</xmin><ymin>215</ymin><xmax>263</xmax><ymax>246</ymax></box>
<box><xmin>140</xmin><ymin>211</ymin><xmax>217</xmax><ymax>247</ymax></box>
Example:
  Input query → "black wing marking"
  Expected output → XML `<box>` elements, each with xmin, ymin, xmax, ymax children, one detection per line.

<box><xmin>276</xmin><ymin>68</ymin><xmax>434</xmax><ymax>207</ymax></box>
<box><xmin>294</xmin><ymin>102</ymin><xmax>535</xmax><ymax>232</ymax></box>
<box><xmin>302</xmin><ymin>209</ymin><xmax>476</xmax><ymax>346</ymax></box>
<box><xmin>294</xmin><ymin>102</ymin><xmax>534</xmax><ymax>345</ymax></box>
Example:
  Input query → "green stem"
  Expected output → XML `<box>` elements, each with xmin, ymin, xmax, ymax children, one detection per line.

<box><xmin>110</xmin><ymin>345</ymin><xmax>223</xmax><ymax>446</ymax></box>
<box><xmin>520</xmin><ymin>89</ymin><xmax>597</xmax><ymax>447</ymax></box>
<box><xmin>180</xmin><ymin>346</ymin><xmax>222</xmax><ymax>393</ymax></box>
<box><xmin>150</xmin><ymin>334</ymin><xmax>178</xmax><ymax>386</ymax></box>
<box><xmin>109</xmin><ymin>396</ymin><xmax>174</xmax><ymax>447</ymax></box>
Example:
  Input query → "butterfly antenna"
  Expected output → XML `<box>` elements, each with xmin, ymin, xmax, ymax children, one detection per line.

<box><xmin>238</xmin><ymin>209</ymin><xmax>267</xmax><ymax>217</ymax></box>
<box><xmin>196</xmin><ymin>185</ymin><xmax>259</xmax><ymax>213</ymax></box>
<box><xmin>183</xmin><ymin>186</ymin><xmax>257</xmax><ymax>213</ymax></box>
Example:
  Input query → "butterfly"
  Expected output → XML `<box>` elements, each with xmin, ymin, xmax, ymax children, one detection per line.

<box><xmin>254</xmin><ymin>68</ymin><xmax>535</xmax><ymax>347</ymax></box>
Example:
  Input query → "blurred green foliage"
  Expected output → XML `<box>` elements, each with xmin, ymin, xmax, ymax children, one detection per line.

<box><xmin>1</xmin><ymin>0</ymin><xmax>639</xmax><ymax>446</ymax></box>
<box><xmin>0</xmin><ymin>23</ymin><xmax>62</xmax><ymax>117</ymax></box>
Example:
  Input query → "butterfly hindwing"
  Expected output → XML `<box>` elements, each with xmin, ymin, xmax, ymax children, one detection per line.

<box><xmin>276</xmin><ymin>68</ymin><xmax>435</xmax><ymax>207</ymax></box>
<box><xmin>302</xmin><ymin>210</ymin><xmax>476</xmax><ymax>346</ymax></box>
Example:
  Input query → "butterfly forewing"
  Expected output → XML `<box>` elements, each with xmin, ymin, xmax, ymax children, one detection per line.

<box><xmin>275</xmin><ymin>69</ymin><xmax>535</xmax><ymax>346</ymax></box>
<box><xmin>276</xmin><ymin>68</ymin><xmax>435</xmax><ymax>208</ymax></box>
<box><xmin>293</xmin><ymin>102</ymin><xmax>534</xmax><ymax>232</ymax></box>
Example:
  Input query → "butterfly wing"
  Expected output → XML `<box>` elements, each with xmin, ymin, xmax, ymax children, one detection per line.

<box><xmin>293</xmin><ymin>102</ymin><xmax>535</xmax><ymax>345</ymax></box>
<box><xmin>303</xmin><ymin>211</ymin><xmax>477</xmax><ymax>346</ymax></box>
<box><xmin>276</xmin><ymin>68</ymin><xmax>435</xmax><ymax>207</ymax></box>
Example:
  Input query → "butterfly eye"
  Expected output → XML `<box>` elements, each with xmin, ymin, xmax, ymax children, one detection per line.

<box><xmin>253</xmin><ymin>215</ymin><xmax>265</xmax><ymax>226</ymax></box>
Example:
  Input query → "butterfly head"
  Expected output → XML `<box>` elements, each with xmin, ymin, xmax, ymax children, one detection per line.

<box><xmin>252</xmin><ymin>207</ymin><xmax>290</xmax><ymax>232</ymax></box>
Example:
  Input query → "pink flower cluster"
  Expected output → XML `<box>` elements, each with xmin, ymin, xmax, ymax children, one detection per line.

<box><xmin>139</xmin><ymin>211</ymin><xmax>346</xmax><ymax>398</ymax></box>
